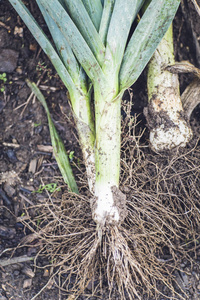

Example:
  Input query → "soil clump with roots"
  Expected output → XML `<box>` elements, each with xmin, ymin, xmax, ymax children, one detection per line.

<box><xmin>0</xmin><ymin>1</ymin><xmax>200</xmax><ymax>298</ymax></box>
<box><xmin>19</xmin><ymin>107</ymin><xmax>200</xmax><ymax>300</ymax></box>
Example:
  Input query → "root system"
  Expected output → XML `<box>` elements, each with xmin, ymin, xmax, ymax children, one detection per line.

<box><xmin>19</xmin><ymin>111</ymin><xmax>200</xmax><ymax>299</ymax></box>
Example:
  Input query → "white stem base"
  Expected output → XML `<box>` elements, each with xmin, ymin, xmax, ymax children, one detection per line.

<box><xmin>146</xmin><ymin>25</ymin><xmax>193</xmax><ymax>152</ymax></box>
<box><xmin>93</xmin><ymin>186</ymin><xmax>120</xmax><ymax>225</ymax></box>
<box><xmin>149</xmin><ymin>112</ymin><xmax>193</xmax><ymax>151</ymax></box>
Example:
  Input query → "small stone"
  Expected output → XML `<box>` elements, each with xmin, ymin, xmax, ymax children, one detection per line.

<box><xmin>4</xmin><ymin>183</ymin><xmax>15</xmax><ymax>197</ymax></box>
<box><xmin>0</xmin><ymin>49</ymin><xmax>19</xmax><ymax>73</ymax></box>
<box><xmin>29</xmin><ymin>43</ymin><xmax>37</xmax><ymax>51</ymax></box>
<box><xmin>16</xmin><ymin>66</ymin><xmax>23</xmax><ymax>74</ymax></box>
<box><xmin>0</xmin><ymin>28</ymin><xmax>10</xmax><ymax>48</ymax></box>
<box><xmin>28</xmin><ymin>158</ymin><xmax>37</xmax><ymax>174</ymax></box>
<box><xmin>43</xmin><ymin>269</ymin><xmax>49</xmax><ymax>277</ymax></box>
<box><xmin>27</xmin><ymin>247</ymin><xmax>37</xmax><ymax>257</ymax></box>
<box><xmin>13</xmin><ymin>270</ymin><xmax>20</xmax><ymax>276</ymax></box>
<box><xmin>22</xmin><ymin>266</ymin><xmax>35</xmax><ymax>278</ymax></box>
<box><xmin>197</xmin><ymin>284</ymin><xmax>200</xmax><ymax>290</ymax></box>
<box><xmin>23</xmin><ymin>278</ymin><xmax>32</xmax><ymax>289</ymax></box>
<box><xmin>0</xmin><ymin>225</ymin><xmax>16</xmax><ymax>239</ymax></box>
<box><xmin>7</xmin><ymin>149</ymin><xmax>18</xmax><ymax>163</ymax></box>
<box><xmin>17</xmin><ymin>86</ymin><xmax>30</xmax><ymax>100</ymax></box>
<box><xmin>14</xmin><ymin>26</ymin><xmax>23</xmax><ymax>37</ymax></box>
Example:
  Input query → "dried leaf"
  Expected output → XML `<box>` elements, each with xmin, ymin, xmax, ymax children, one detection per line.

<box><xmin>166</xmin><ymin>61</ymin><xmax>200</xmax><ymax>78</ymax></box>
<box><xmin>181</xmin><ymin>78</ymin><xmax>200</xmax><ymax>119</ymax></box>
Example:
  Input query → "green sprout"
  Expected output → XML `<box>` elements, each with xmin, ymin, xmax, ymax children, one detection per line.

<box><xmin>69</xmin><ymin>151</ymin><xmax>75</xmax><ymax>161</ymax></box>
<box><xmin>0</xmin><ymin>73</ymin><xmax>7</xmax><ymax>92</ymax></box>
<box><xmin>34</xmin><ymin>122</ymin><xmax>42</xmax><ymax>127</ymax></box>
<box><xmin>33</xmin><ymin>183</ymin><xmax>61</xmax><ymax>194</ymax></box>
<box><xmin>36</xmin><ymin>218</ymin><xmax>42</xmax><ymax>227</ymax></box>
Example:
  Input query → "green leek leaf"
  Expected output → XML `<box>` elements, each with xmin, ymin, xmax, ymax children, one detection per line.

<box><xmin>119</xmin><ymin>0</ymin><xmax>180</xmax><ymax>90</ymax></box>
<box><xmin>8</xmin><ymin>0</ymin><xmax>76</xmax><ymax>95</ymax></box>
<box><xmin>99</xmin><ymin>0</ymin><xmax>115</xmax><ymax>44</ymax></box>
<box><xmin>82</xmin><ymin>0</ymin><xmax>103</xmax><ymax>30</ymax></box>
<box><xmin>36</xmin><ymin>0</ymin><xmax>80</xmax><ymax>83</ymax></box>
<box><xmin>61</xmin><ymin>0</ymin><xmax>105</xmax><ymax>64</ymax></box>
<box><xmin>26</xmin><ymin>80</ymin><xmax>79</xmax><ymax>194</ymax></box>
<box><xmin>39</xmin><ymin>0</ymin><xmax>105</xmax><ymax>82</ymax></box>
<box><xmin>103</xmin><ymin>0</ymin><xmax>144</xmax><ymax>75</ymax></box>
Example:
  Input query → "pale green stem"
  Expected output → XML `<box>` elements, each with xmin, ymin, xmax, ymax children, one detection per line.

<box><xmin>92</xmin><ymin>79</ymin><xmax>124</xmax><ymax>225</ymax></box>
<box><xmin>70</xmin><ymin>87</ymin><xmax>95</xmax><ymax>194</ymax></box>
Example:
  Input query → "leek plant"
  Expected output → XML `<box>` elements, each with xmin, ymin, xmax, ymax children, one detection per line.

<box><xmin>145</xmin><ymin>23</ymin><xmax>193</xmax><ymax>151</ymax></box>
<box><xmin>9</xmin><ymin>0</ymin><xmax>181</xmax><ymax>226</ymax></box>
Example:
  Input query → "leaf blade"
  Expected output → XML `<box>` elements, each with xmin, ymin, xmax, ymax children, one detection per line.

<box><xmin>62</xmin><ymin>0</ymin><xmax>105</xmax><ymax>64</ymax></box>
<box><xmin>36</xmin><ymin>0</ymin><xmax>80</xmax><ymax>83</ymax></box>
<box><xmin>119</xmin><ymin>0</ymin><xmax>180</xmax><ymax>90</ymax></box>
<box><xmin>99</xmin><ymin>0</ymin><xmax>115</xmax><ymax>44</ymax></box>
<box><xmin>8</xmin><ymin>0</ymin><xmax>77</xmax><ymax>95</ymax></box>
<box><xmin>40</xmin><ymin>0</ymin><xmax>105</xmax><ymax>82</ymax></box>
<box><xmin>103</xmin><ymin>0</ymin><xmax>144</xmax><ymax>75</ymax></box>
<box><xmin>82</xmin><ymin>0</ymin><xmax>103</xmax><ymax>30</ymax></box>
<box><xmin>26</xmin><ymin>80</ymin><xmax>79</xmax><ymax>194</ymax></box>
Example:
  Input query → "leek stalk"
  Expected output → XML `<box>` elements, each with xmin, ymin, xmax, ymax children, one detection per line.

<box><xmin>9</xmin><ymin>0</ymin><xmax>181</xmax><ymax>226</ymax></box>
<box><xmin>145</xmin><ymin>24</ymin><xmax>193</xmax><ymax>151</ymax></box>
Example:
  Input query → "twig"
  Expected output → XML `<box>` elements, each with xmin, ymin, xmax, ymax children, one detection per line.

<box><xmin>0</xmin><ymin>248</ymin><xmax>14</xmax><ymax>258</ymax></box>
<box><xmin>14</xmin><ymin>71</ymin><xmax>47</xmax><ymax>116</ymax></box>
<box><xmin>31</xmin><ymin>270</ymin><xmax>59</xmax><ymax>300</ymax></box>
<box><xmin>0</xmin><ymin>21</ymin><xmax>11</xmax><ymax>31</ymax></box>
<box><xmin>19</xmin><ymin>193</ymin><xmax>35</xmax><ymax>206</ymax></box>
<box><xmin>39</xmin><ymin>85</ymin><xmax>59</xmax><ymax>92</ymax></box>
<box><xmin>0</xmin><ymin>255</ymin><xmax>34</xmax><ymax>267</ymax></box>
<box><xmin>14</xmin><ymin>90</ymin><xmax>34</xmax><ymax>111</ymax></box>
<box><xmin>2</xmin><ymin>142</ymin><xmax>20</xmax><ymax>148</ymax></box>
<box><xmin>191</xmin><ymin>0</ymin><xmax>200</xmax><ymax>16</ymax></box>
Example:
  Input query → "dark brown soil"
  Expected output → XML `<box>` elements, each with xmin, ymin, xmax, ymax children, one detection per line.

<box><xmin>0</xmin><ymin>1</ymin><xmax>200</xmax><ymax>299</ymax></box>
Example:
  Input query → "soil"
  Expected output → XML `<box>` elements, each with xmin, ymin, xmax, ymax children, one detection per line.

<box><xmin>0</xmin><ymin>1</ymin><xmax>200</xmax><ymax>300</ymax></box>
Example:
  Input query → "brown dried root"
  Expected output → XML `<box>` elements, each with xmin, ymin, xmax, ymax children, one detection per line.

<box><xmin>20</xmin><ymin>185</ymin><xmax>196</xmax><ymax>299</ymax></box>
<box><xmin>18</xmin><ymin>110</ymin><xmax>200</xmax><ymax>299</ymax></box>
<box><xmin>20</xmin><ymin>156</ymin><xmax>200</xmax><ymax>299</ymax></box>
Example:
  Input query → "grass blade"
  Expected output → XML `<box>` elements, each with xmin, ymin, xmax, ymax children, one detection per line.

<box><xmin>119</xmin><ymin>0</ymin><xmax>180</xmax><ymax>90</ymax></box>
<box><xmin>26</xmin><ymin>80</ymin><xmax>79</xmax><ymax>194</ymax></box>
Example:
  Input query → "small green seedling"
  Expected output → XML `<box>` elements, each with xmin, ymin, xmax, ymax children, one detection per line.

<box><xmin>34</xmin><ymin>122</ymin><xmax>42</xmax><ymax>127</ymax></box>
<box><xmin>0</xmin><ymin>73</ymin><xmax>7</xmax><ymax>92</ymax></box>
<box><xmin>69</xmin><ymin>151</ymin><xmax>75</xmax><ymax>162</ymax></box>
<box><xmin>36</xmin><ymin>61</ymin><xmax>47</xmax><ymax>72</ymax></box>
<box><xmin>36</xmin><ymin>218</ymin><xmax>42</xmax><ymax>227</ymax></box>
<box><xmin>33</xmin><ymin>183</ymin><xmax>61</xmax><ymax>193</ymax></box>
